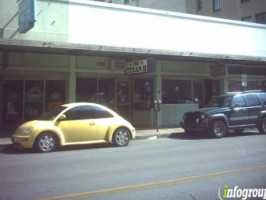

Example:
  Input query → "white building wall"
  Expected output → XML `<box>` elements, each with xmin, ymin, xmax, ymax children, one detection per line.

<box><xmin>0</xmin><ymin>0</ymin><xmax>266</xmax><ymax>62</ymax></box>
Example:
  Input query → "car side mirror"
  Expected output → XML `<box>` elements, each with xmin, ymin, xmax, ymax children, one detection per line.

<box><xmin>58</xmin><ymin>114</ymin><xmax>66</xmax><ymax>121</ymax></box>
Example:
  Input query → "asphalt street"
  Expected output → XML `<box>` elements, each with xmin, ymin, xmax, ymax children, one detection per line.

<box><xmin>0</xmin><ymin>130</ymin><xmax>266</xmax><ymax>200</ymax></box>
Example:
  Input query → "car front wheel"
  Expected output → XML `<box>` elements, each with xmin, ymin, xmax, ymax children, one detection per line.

<box><xmin>113</xmin><ymin>128</ymin><xmax>130</xmax><ymax>147</ymax></box>
<box><xmin>35</xmin><ymin>132</ymin><xmax>58</xmax><ymax>153</ymax></box>
<box><xmin>258</xmin><ymin>117</ymin><xmax>266</xmax><ymax>134</ymax></box>
<box><xmin>211</xmin><ymin>121</ymin><xmax>227</xmax><ymax>138</ymax></box>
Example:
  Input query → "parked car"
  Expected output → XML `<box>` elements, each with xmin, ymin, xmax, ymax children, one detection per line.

<box><xmin>12</xmin><ymin>103</ymin><xmax>136</xmax><ymax>152</ymax></box>
<box><xmin>180</xmin><ymin>91</ymin><xmax>266</xmax><ymax>138</ymax></box>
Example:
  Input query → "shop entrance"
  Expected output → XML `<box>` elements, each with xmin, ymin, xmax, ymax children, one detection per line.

<box><xmin>115</xmin><ymin>80</ymin><xmax>131</xmax><ymax>120</ymax></box>
<box><xmin>76</xmin><ymin>78</ymin><xmax>131</xmax><ymax>120</ymax></box>
<box><xmin>193</xmin><ymin>80</ymin><xmax>204</xmax><ymax>107</ymax></box>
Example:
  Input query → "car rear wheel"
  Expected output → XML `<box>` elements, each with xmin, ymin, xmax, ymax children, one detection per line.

<box><xmin>211</xmin><ymin>121</ymin><xmax>227</xmax><ymax>138</ymax></box>
<box><xmin>113</xmin><ymin>128</ymin><xmax>130</xmax><ymax>147</ymax></box>
<box><xmin>258</xmin><ymin>117</ymin><xmax>266</xmax><ymax>134</ymax></box>
<box><xmin>35</xmin><ymin>132</ymin><xmax>58</xmax><ymax>153</ymax></box>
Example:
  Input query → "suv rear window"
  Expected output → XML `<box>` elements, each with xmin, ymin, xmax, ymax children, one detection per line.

<box><xmin>258</xmin><ymin>93</ymin><xmax>266</xmax><ymax>105</ymax></box>
<box><xmin>245</xmin><ymin>94</ymin><xmax>260</xmax><ymax>106</ymax></box>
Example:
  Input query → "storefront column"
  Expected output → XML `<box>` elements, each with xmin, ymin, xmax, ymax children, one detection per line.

<box><xmin>222</xmin><ymin>76</ymin><xmax>229</xmax><ymax>94</ymax></box>
<box><xmin>68</xmin><ymin>56</ymin><xmax>76</xmax><ymax>103</ymax></box>
<box><xmin>154</xmin><ymin>60</ymin><xmax>162</xmax><ymax>127</ymax></box>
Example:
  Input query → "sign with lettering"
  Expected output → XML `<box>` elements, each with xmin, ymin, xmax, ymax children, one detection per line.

<box><xmin>18</xmin><ymin>0</ymin><xmax>37</xmax><ymax>33</ymax></box>
<box><xmin>125</xmin><ymin>59</ymin><xmax>155</xmax><ymax>75</ymax></box>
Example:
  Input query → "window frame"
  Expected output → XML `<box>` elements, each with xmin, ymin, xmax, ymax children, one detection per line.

<box><xmin>241</xmin><ymin>16</ymin><xmax>252</xmax><ymax>22</ymax></box>
<box><xmin>197</xmin><ymin>0</ymin><xmax>203</xmax><ymax>11</ymax></box>
<box><xmin>64</xmin><ymin>105</ymin><xmax>94</xmax><ymax>120</ymax></box>
<box><xmin>256</xmin><ymin>12</ymin><xmax>266</xmax><ymax>24</ymax></box>
<box><xmin>213</xmin><ymin>0</ymin><xmax>221</xmax><ymax>12</ymax></box>
<box><xmin>232</xmin><ymin>95</ymin><xmax>246</xmax><ymax>107</ymax></box>
<box><xmin>92</xmin><ymin>106</ymin><xmax>114</xmax><ymax>119</ymax></box>
<box><xmin>245</xmin><ymin>95</ymin><xmax>261</xmax><ymax>107</ymax></box>
<box><xmin>240</xmin><ymin>0</ymin><xmax>250</xmax><ymax>3</ymax></box>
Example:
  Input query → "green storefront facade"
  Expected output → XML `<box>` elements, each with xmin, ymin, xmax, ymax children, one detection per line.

<box><xmin>0</xmin><ymin>0</ymin><xmax>266</xmax><ymax>130</ymax></box>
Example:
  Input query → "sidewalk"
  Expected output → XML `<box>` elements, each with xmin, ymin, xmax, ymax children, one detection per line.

<box><xmin>0</xmin><ymin>128</ymin><xmax>184</xmax><ymax>146</ymax></box>
<box><xmin>135</xmin><ymin>127</ymin><xmax>184</xmax><ymax>140</ymax></box>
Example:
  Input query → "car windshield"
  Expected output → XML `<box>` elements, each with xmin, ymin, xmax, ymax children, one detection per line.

<box><xmin>39</xmin><ymin>106</ymin><xmax>66</xmax><ymax>120</ymax></box>
<box><xmin>207</xmin><ymin>96</ymin><xmax>232</xmax><ymax>108</ymax></box>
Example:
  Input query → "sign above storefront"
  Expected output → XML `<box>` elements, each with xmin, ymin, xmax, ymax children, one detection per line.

<box><xmin>125</xmin><ymin>59</ymin><xmax>155</xmax><ymax>75</ymax></box>
<box><xmin>210</xmin><ymin>65</ymin><xmax>226</xmax><ymax>76</ymax></box>
<box><xmin>18</xmin><ymin>0</ymin><xmax>37</xmax><ymax>33</ymax></box>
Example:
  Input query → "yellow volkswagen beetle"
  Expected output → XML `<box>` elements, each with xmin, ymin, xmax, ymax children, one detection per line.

<box><xmin>12</xmin><ymin>103</ymin><xmax>136</xmax><ymax>152</ymax></box>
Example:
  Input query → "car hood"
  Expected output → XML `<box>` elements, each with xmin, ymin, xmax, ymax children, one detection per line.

<box><xmin>14</xmin><ymin>120</ymin><xmax>53</xmax><ymax>135</ymax></box>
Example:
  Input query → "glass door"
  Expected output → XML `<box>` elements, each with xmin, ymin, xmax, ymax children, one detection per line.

<box><xmin>193</xmin><ymin>80</ymin><xmax>204</xmax><ymax>107</ymax></box>
<box><xmin>24</xmin><ymin>80</ymin><xmax>44</xmax><ymax>121</ymax></box>
<box><xmin>115</xmin><ymin>80</ymin><xmax>131</xmax><ymax>120</ymax></box>
<box><xmin>2</xmin><ymin>80</ymin><xmax>23</xmax><ymax>125</ymax></box>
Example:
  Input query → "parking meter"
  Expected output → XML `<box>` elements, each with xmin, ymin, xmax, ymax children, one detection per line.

<box><xmin>153</xmin><ymin>100</ymin><xmax>162</xmax><ymax>132</ymax></box>
<box><xmin>154</xmin><ymin>100</ymin><xmax>161</xmax><ymax>111</ymax></box>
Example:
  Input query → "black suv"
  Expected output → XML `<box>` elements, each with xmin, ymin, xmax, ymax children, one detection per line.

<box><xmin>180</xmin><ymin>91</ymin><xmax>266</xmax><ymax>138</ymax></box>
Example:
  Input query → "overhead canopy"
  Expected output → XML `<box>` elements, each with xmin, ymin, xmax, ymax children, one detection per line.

<box><xmin>0</xmin><ymin>0</ymin><xmax>266</xmax><ymax>63</ymax></box>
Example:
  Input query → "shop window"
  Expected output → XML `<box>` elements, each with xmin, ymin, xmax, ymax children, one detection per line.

<box><xmin>256</xmin><ymin>12</ymin><xmax>266</xmax><ymax>24</ymax></box>
<box><xmin>229</xmin><ymin>80</ymin><xmax>263</xmax><ymax>92</ymax></box>
<box><xmin>213</xmin><ymin>0</ymin><xmax>221</xmax><ymax>11</ymax></box>
<box><xmin>76</xmin><ymin>78</ymin><xmax>114</xmax><ymax>109</ymax></box>
<box><xmin>24</xmin><ymin>80</ymin><xmax>44</xmax><ymax>121</ymax></box>
<box><xmin>2</xmin><ymin>81</ymin><xmax>23</xmax><ymax>125</ymax></box>
<box><xmin>45</xmin><ymin>80</ymin><xmax>66</xmax><ymax>112</ymax></box>
<box><xmin>134</xmin><ymin>79</ymin><xmax>153</xmax><ymax>110</ymax></box>
<box><xmin>241</xmin><ymin>16</ymin><xmax>251</xmax><ymax>22</ymax></box>
<box><xmin>197</xmin><ymin>0</ymin><xmax>203</xmax><ymax>11</ymax></box>
<box><xmin>162</xmin><ymin>80</ymin><xmax>192</xmax><ymax>104</ymax></box>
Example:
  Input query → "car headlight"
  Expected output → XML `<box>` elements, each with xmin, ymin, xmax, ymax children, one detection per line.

<box><xmin>201</xmin><ymin>114</ymin><xmax>206</xmax><ymax>119</ymax></box>
<box><xmin>24</xmin><ymin>127</ymin><xmax>33</xmax><ymax>135</ymax></box>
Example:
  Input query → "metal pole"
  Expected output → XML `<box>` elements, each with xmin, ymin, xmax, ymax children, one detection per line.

<box><xmin>156</xmin><ymin>110</ymin><xmax>158</xmax><ymax>132</ymax></box>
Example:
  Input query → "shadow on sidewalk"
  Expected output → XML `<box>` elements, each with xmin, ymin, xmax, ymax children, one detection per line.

<box><xmin>169</xmin><ymin>130</ymin><xmax>261</xmax><ymax>140</ymax></box>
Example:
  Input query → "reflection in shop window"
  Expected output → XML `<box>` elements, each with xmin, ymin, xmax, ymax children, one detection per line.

<box><xmin>134</xmin><ymin>79</ymin><xmax>153</xmax><ymax>110</ymax></box>
<box><xmin>24</xmin><ymin>81</ymin><xmax>44</xmax><ymax>121</ymax></box>
<box><xmin>45</xmin><ymin>80</ymin><xmax>66</xmax><ymax>112</ymax></box>
<box><xmin>76</xmin><ymin>78</ymin><xmax>114</xmax><ymax>109</ymax></box>
<box><xmin>229</xmin><ymin>80</ymin><xmax>263</xmax><ymax>92</ymax></box>
<box><xmin>162</xmin><ymin>80</ymin><xmax>192</xmax><ymax>104</ymax></box>
<box><xmin>2</xmin><ymin>81</ymin><xmax>23</xmax><ymax>125</ymax></box>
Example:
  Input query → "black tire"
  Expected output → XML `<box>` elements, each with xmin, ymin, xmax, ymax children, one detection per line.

<box><xmin>112</xmin><ymin>128</ymin><xmax>130</xmax><ymax>147</ymax></box>
<box><xmin>35</xmin><ymin>132</ymin><xmax>58</xmax><ymax>153</ymax></box>
<box><xmin>211</xmin><ymin>121</ymin><xmax>227</xmax><ymax>138</ymax></box>
<box><xmin>258</xmin><ymin>117</ymin><xmax>266</xmax><ymax>134</ymax></box>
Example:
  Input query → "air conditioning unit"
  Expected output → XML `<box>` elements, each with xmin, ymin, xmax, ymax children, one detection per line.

<box><xmin>110</xmin><ymin>60</ymin><xmax>126</xmax><ymax>70</ymax></box>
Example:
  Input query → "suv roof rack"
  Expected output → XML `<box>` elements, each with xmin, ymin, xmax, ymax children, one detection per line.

<box><xmin>242</xmin><ymin>90</ymin><xmax>264</xmax><ymax>93</ymax></box>
<box><xmin>225</xmin><ymin>90</ymin><xmax>264</xmax><ymax>95</ymax></box>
